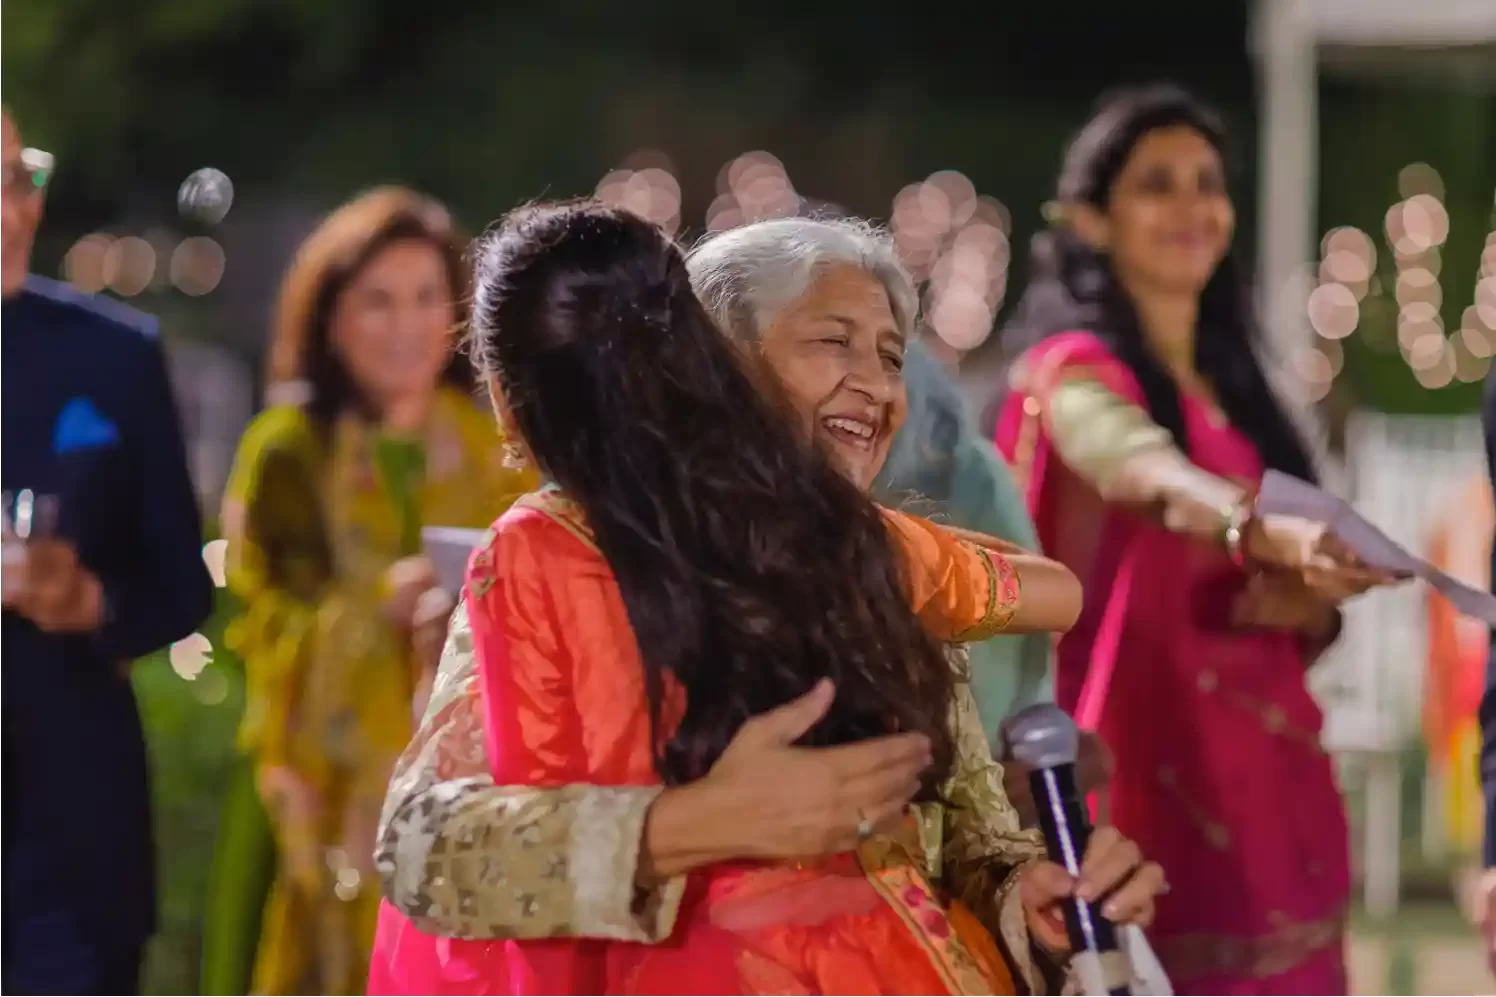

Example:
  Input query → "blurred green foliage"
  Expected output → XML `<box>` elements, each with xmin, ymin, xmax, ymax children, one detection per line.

<box><xmin>131</xmin><ymin>591</ymin><xmax>243</xmax><ymax>994</ymax></box>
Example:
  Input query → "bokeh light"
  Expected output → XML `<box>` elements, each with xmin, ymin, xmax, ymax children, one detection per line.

<box><xmin>1412</xmin><ymin>341</ymin><xmax>1456</xmax><ymax>389</ymax></box>
<box><xmin>1291</xmin><ymin>344</ymin><xmax>1335</xmax><ymax>402</ymax></box>
<box><xmin>706</xmin><ymin>151</ymin><xmax>799</xmax><ymax>232</ymax></box>
<box><xmin>1307</xmin><ymin>282</ymin><xmax>1359</xmax><ymax>339</ymax></box>
<box><xmin>1451</xmin><ymin>327</ymin><xmax>1492</xmax><ymax>383</ymax></box>
<box><xmin>1394</xmin><ymin>267</ymin><xmax>1442</xmax><ymax>310</ymax></box>
<box><xmin>1397</xmin><ymin>162</ymin><xmax>1445</xmax><ymax>202</ymax></box>
<box><xmin>1397</xmin><ymin>304</ymin><xmax>1443</xmax><ymax>353</ymax></box>
<box><xmin>890</xmin><ymin>170</ymin><xmax>1010</xmax><ymax>352</ymax></box>
<box><xmin>1476</xmin><ymin>275</ymin><xmax>1496</xmax><ymax>329</ymax></box>
<box><xmin>596</xmin><ymin>158</ymin><xmax>682</xmax><ymax>237</ymax></box>
<box><xmin>104</xmin><ymin>236</ymin><xmax>156</xmax><ymax>297</ymax></box>
<box><xmin>64</xmin><ymin>234</ymin><xmax>114</xmax><ymax>293</ymax></box>
<box><xmin>170</xmin><ymin>237</ymin><xmax>226</xmax><ymax>296</ymax></box>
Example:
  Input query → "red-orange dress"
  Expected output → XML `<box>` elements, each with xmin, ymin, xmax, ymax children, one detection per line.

<box><xmin>369</xmin><ymin>490</ymin><xmax>1029</xmax><ymax>995</ymax></box>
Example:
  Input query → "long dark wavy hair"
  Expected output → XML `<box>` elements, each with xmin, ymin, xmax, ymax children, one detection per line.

<box><xmin>467</xmin><ymin>201</ymin><xmax>955</xmax><ymax>789</ymax></box>
<box><xmin>1001</xmin><ymin>85</ymin><xmax>1316</xmax><ymax>483</ymax></box>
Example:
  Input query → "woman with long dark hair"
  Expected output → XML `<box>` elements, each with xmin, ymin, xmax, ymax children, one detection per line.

<box><xmin>995</xmin><ymin>86</ymin><xmax>1397</xmax><ymax>993</ymax></box>
<box><xmin>370</xmin><ymin>203</ymin><xmax>1163</xmax><ymax>994</ymax></box>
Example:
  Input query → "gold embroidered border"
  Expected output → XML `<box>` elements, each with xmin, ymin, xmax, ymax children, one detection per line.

<box><xmin>953</xmin><ymin>547</ymin><xmax>1021</xmax><ymax>641</ymax></box>
<box><xmin>513</xmin><ymin>490</ymin><xmax>599</xmax><ymax>553</ymax></box>
<box><xmin>857</xmin><ymin>841</ymin><xmax>999</xmax><ymax>997</ymax></box>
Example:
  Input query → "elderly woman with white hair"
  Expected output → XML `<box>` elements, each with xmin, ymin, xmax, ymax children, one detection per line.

<box><xmin>372</xmin><ymin>215</ymin><xmax>1164</xmax><ymax>995</ymax></box>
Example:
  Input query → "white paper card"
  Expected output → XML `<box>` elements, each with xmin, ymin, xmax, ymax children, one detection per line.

<box><xmin>421</xmin><ymin>525</ymin><xmax>486</xmax><ymax>596</ymax></box>
<box><xmin>1258</xmin><ymin>471</ymin><xmax>1496</xmax><ymax>625</ymax></box>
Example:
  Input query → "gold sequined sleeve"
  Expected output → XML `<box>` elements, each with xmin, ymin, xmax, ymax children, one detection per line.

<box><xmin>1045</xmin><ymin>378</ymin><xmax>1177</xmax><ymax>496</ymax></box>
<box><xmin>374</xmin><ymin>602</ymin><xmax>687</xmax><ymax>942</ymax></box>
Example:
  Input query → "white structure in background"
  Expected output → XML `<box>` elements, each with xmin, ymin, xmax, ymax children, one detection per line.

<box><xmin>1253</xmin><ymin>0</ymin><xmax>1496</xmax><ymax>918</ymax></box>
<box><xmin>1313</xmin><ymin>414</ymin><xmax>1486</xmax><ymax>917</ymax></box>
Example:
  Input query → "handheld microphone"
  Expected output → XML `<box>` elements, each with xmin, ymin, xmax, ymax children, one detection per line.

<box><xmin>1005</xmin><ymin>703</ymin><xmax>1131</xmax><ymax>996</ymax></box>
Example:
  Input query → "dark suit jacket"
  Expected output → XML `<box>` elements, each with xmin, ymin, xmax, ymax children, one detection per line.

<box><xmin>1482</xmin><ymin>367</ymin><xmax>1496</xmax><ymax>866</ymax></box>
<box><xmin>1</xmin><ymin>277</ymin><xmax>214</xmax><ymax>949</ymax></box>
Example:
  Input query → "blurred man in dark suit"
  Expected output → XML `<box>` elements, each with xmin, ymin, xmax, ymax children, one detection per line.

<box><xmin>1</xmin><ymin>108</ymin><xmax>214</xmax><ymax>992</ymax></box>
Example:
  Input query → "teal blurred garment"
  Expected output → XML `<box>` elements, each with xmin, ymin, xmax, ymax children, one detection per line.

<box><xmin>874</xmin><ymin>341</ymin><xmax>1053</xmax><ymax>745</ymax></box>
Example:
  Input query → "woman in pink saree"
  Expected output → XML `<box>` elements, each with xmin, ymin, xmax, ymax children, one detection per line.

<box><xmin>995</xmin><ymin>87</ymin><xmax>1397</xmax><ymax>994</ymax></box>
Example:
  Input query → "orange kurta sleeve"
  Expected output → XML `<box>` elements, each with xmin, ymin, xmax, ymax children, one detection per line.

<box><xmin>881</xmin><ymin>508</ymin><xmax>1022</xmax><ymax>643</ymax></box>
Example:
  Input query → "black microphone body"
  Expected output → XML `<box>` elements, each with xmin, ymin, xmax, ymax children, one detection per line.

<box><xmin>1007</xmin><ymin>704</ymin><xmax>1132</xmax><ymax>996</ymax></box>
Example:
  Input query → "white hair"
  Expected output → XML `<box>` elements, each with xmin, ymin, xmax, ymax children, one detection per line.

<box><xmin>685</xmin><ymin>217</ymin><xmax>918</xmax><ymax>345</ymax></box>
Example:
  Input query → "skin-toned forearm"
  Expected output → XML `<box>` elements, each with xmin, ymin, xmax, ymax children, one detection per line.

<box><xmin>1005</xmin><ymin>555</ymin><xmax>1082</xmax><ymax>635</ymax></box>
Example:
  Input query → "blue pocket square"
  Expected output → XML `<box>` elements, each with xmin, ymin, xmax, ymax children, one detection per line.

<box><xmin>52</xmin><ymin>397</ymin><xmax>119</xmax><ymax>454</ymax></box>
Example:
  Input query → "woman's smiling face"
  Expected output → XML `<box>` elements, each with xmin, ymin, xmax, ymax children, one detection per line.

<box><xmin>757</xmin><ymin>263</ymin><xmax>908</xmax><ymax>491</ymax></box>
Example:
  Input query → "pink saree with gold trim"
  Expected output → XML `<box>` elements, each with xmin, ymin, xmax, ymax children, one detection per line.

<box><xmin>995</xmin><ymin>332</ymin><xmax>1349</xmax><ymax>994</ymax></box>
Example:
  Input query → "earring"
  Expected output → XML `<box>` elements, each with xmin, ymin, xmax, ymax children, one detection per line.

<box><xmin>501</xmin><ymin>440</ymin><xmax>528</xmax><ymax>470</ymax></box>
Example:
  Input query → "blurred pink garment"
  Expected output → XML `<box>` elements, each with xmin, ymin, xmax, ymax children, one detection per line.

<box><xmin>996</xmin><ymin>332</ymin><xmax>1349</xmax><ymax>995</ymax></box>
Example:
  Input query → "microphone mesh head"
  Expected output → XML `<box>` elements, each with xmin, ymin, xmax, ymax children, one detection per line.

<box><xmin>1004</xmin><ymin>703</ymin><xmax>1079</xmax><ymax>769</ymax></box>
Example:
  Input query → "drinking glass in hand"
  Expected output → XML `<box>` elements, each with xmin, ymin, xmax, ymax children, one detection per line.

<box><xmin>2</xmin><ymin>489</ymin><xmax>60</xmax><ymax>606</ymax></box>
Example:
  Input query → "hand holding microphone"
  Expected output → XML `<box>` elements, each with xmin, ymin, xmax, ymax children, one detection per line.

<box><xmin>1006</xmin><ymin>704</ymin><xmax>1168</xmax><ymax>995</ymax></box>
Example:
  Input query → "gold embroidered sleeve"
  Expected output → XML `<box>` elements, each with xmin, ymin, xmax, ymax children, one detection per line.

<box><xmin>1046</xmin><ymin>378</ymin><xmax>1177</xmax><ymax>495</ymax></box>
<box><xmin>374</xmin><ymin>602</ymin><xmax>687</xmax><ymax>942</ymax></box>
<box><xmin>937</xmin><ymin>647</ymin><xmax>1051</xmax><ymax>993</ymax></box>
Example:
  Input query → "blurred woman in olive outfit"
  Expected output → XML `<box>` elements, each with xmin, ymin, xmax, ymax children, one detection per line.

<box><xmin>211</xmin><ymin>187</ymin><xmax>534</xmax><ymax>994</ymax></box>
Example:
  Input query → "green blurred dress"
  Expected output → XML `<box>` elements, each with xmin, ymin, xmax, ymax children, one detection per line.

<box><xmin>199</xmin><ymin>391</ymin><xmax>534</xmax><ymax>994</ymax></box>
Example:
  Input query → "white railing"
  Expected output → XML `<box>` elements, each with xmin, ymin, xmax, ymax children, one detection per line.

<box><xmin>1317</xmin><ymin>410</ymin><xmax>1486</xmax><ymax>916</ymax></box>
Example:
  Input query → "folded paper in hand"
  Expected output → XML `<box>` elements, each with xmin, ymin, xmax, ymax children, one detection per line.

<box><xmin>421</xmin><ymin>525</ymin><xmax>486</xmax><ymax>597</ymax></box>
<box><xmin>1257</xmin><ymin>471</ymin><xmax>1496</xmax><ymax>625</ymax></box>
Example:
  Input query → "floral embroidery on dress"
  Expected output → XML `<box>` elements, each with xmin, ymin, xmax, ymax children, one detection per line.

<box><xmin>465</xmin><ymin>526</ymin><xmax>501</xmax><ymax>599</ymax></box>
